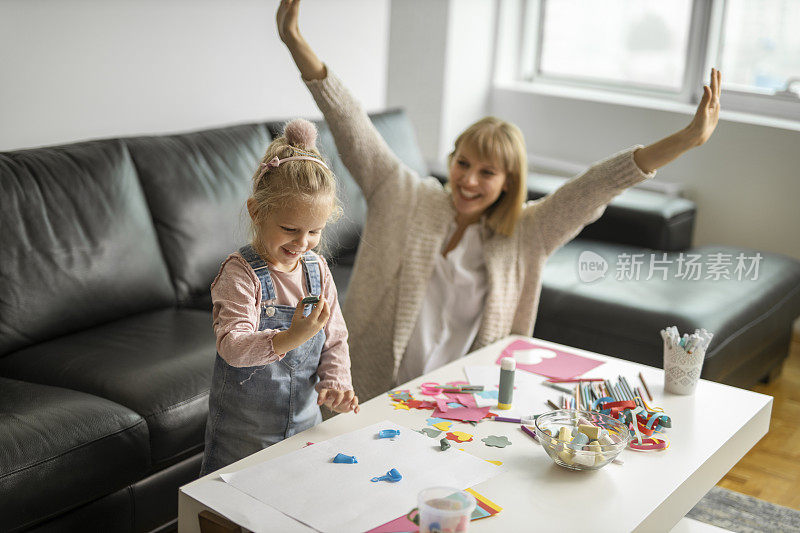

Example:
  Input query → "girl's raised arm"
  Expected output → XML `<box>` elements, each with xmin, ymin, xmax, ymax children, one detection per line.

<box><xmin>276</xmin><ymin>0</ymin><xmax>413</xmax><ymax>203</ymax></box>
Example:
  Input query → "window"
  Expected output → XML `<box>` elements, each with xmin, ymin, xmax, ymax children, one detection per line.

<box><xmin>517</xmin><ymin>0</ymin><xmax>800</xmax><ymax>121</ymax></box>
<box><xmin>538</xmin><ymin>1</ymin><xmax>692</xmax><ymax>92</ymax></box>
<box><xmin>719</xmin><ymin>0</ymin><xmax>800</xmax><ymax>95</ymax></box>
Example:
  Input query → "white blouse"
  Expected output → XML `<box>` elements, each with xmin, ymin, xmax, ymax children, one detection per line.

<box><xmin>396</xmin><ymin>221</ymin><xmax>487</xmax><ymax>384</ymax></box>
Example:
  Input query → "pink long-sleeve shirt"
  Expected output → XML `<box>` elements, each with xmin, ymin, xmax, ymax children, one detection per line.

<box><xmin>210</xmin><ymin>250</ymin><xmax>352</xmax><ymax>392</ymax></box>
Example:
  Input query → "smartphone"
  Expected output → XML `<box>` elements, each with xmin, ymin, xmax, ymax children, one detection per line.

<box><xmin>301</xmin><ymin>295</ymin><xmax>320</xmax><ymax>305</ymax></box>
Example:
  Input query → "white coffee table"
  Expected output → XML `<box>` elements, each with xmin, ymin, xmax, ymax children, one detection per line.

<box><xmin>178</xmin><ymin>336</ymin><xmax>771</xmax><ymax>532</ymax></box>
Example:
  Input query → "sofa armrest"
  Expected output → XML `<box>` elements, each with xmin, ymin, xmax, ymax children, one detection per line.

<box><xmin>527</xmin><ymin>173</ymin><xmax>696</xmax><ymax>251</ymax></box>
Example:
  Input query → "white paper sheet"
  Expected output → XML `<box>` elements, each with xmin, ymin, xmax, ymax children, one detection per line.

<box><xmin>181</xmin><ymin>477</ymin><xmax>312</xmax><ymax>532</ymax></box>
<box><xmin>220</xmin><ymin>420</ymin><xmax>504</xmax><ymax>533</ymax></box>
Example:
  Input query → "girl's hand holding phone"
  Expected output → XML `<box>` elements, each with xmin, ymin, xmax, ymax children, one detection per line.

<box><xmin>318</xmin><ymin>389</ymin><xmax>361</xmax><ymax>414</ymax></box>
<box><xmin>289</xmin><ymin>296</ymin><xmax>329</xmax><ymax>343</ymax></box>
<box><xmin>272</xmin><ymin>297</ymin><xmax>330</xmax><ymax>354</ymax></box>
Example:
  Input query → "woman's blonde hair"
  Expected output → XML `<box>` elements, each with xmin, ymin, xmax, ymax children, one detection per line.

<box><xmin>448</xmin><ymin>117</ymin><xmax>527</xmax><ymax>237</ymax></box>
<box><xmin>248</xmin><ymin>119</ymin><xmax>341</xmax><ymax>260</ymax></box>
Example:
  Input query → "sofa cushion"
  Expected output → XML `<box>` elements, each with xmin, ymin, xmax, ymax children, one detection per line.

<box><xmin>535</xmin><ymin>240</ymin><xmax>800</xmax><ymax>385</ymax></box>
<box><xmin>0</xmin><ymin>140</ymin><xmax>175</xmax><ymax>357</ymax></box>
<box><xmin>0</xmin><ymin>377</ymin><xmax>150</xmax><ymax>531</ymax></box>
<box><xmin>0</xmin><ymin>309</ymin><xmax>215</xmax><ymax>465</ymax></box>
<box><xmin>126</xmin><ymin>123</ymin><xmax>271</xmax><ymax>309</ymax></box>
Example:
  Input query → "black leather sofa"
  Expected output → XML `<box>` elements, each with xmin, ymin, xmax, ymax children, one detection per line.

<box><xmin>2</xmin><ymin>110</ymin><xmax>799</xmax><ymax>532</ymax></box>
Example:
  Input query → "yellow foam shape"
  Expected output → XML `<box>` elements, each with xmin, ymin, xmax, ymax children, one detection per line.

<box><xmin>465</xmin><ymin>488</ymin><xmax>503</xmax><ymax>513</ymax></box>
<box><xmin>450</xmin><ymin>431</ymin><xmax>473</xmax><ymax>442</ymax></box>
<box><xmin>557</xmin><ymin>449</ymin><xmax>575</xmax><ymax>465</ymax></box>
<box><xmin>433</xmin><ymin>421</ymin><xmax>452</xmax><ymax>431</ymax></box>
<box><xmin>579</xmin><ymin>424</ymin><xmax>600</xmax><ymax>440</ymax></box>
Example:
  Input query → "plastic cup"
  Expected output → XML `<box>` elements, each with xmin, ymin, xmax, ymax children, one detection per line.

<box><xmin>417</xmin><ymin>487</ymin><xmax>475</xmax><ymax>533</ymax></box>
<box><xmin>663</xmin><ymin>345</ymin><xmax>705</xmax><ymax>395</ymax></box>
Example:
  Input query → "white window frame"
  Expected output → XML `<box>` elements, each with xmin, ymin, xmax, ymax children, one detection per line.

<box><xmin>515</xmin><ymin>0</ymin><xmax>800</xmax><ymax>122</ymax></box>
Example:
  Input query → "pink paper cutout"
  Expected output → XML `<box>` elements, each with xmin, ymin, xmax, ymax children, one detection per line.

<box><xmin>432</xmin><ymin>406</ymin><xmax>491</xmax><ymax>422</ymax></box>
<box><xmin>365</xmin><ymin>514</ymin><xmax>417</xmax><ymax>533</ymax></box>
<box><xmin>435</xmin><ymin>398</ymin><xmax>449</xmax><ymax>412</ymax></box>
<box><xmin>496</xmin><ymin>340</ymin><xmax>603</xmax><ymax>380</ymax></box>
<box><xmin>443</xmin><ymin>392</ymin><xmax>477</xmax><ymax>408</ymax></box>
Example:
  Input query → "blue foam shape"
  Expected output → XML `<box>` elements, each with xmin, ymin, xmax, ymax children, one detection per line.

<box><xmin>426</xmin><ymin>417</ymin><xmax>448</xmax><ymax>426</ymax></box>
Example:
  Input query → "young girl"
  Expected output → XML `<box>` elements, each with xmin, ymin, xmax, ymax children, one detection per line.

<box><xmin>200</xmin><ymin>119</ymin><xmax>359</xmax><ymax>476</ymax></box>
<box><xmin>276</xmin><ymin>0</ymin><xmax>721</xmax><ymax>401</ymax></box>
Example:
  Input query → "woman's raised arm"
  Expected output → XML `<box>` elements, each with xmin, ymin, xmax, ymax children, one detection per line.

<box><xmin>527</xmin><ymin>69</ymin><xmax>722</xmax><ymax>256</ymax></box>
<box><xmin>276</xmin><ymin>0</ymin><xmax>326</xmax><ymax>81</ymax></box>
<box><xmin>276</xmin><ymin>0</ymin><xmax>414</xmax><ymax>203</ymax></box>
<box><xmin>633</xmin><ymin>69</ymin><xmax>721</xmax><ymax>173</ymax></box>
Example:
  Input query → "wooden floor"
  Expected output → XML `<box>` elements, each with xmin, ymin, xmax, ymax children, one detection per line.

<box><xmin>717</xmin><ymin>325</ymin><xmax>800</xmax><ymax>510</ymax></box>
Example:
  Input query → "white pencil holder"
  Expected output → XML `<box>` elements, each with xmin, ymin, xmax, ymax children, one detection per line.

<box><xmin>663</xmin><ymin>346</ymin><xmax>705</xmax><ymax>395</ymax></box>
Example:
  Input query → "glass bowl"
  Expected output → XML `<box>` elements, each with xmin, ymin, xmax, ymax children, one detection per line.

<box><xmin>533</xmin><ymin>409</ymin><xmax>630</xmax><ymax>471</ymax></box>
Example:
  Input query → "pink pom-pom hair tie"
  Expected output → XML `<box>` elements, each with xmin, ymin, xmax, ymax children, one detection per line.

<box><xmin>284</xmin><ymin>118</ymin><xmax>318</xmax><ymax>150</ymax></box>
<box><xmin>255</xmin><ymin>119</ymin><xmax>328</xmax><ymax>183</ymax></box>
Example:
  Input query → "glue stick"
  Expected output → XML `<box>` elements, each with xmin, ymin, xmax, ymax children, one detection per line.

<box><xmin>498</xmin><ymin>357</ymin><xmax>515</xmax><ymax>410</ymax></box>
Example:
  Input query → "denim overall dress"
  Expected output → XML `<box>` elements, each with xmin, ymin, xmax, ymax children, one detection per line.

<box><xmin>200</xmin><ymin>245</ymin><xmax>324</xmax><ymax>476</ymax></box>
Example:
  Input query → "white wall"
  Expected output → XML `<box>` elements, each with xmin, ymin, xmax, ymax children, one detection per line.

<box><xmin>386</xmin><ymin>0</ymin><xmax>448</xmax><ymax>162</ymax></box>
<box><xmin>387</xmin><ymin>0</ymin><xmax>495</xmax><ymax>166</ymax></box>
<box><xmin>0</xmin><ymin>0</ymin><xmax>390</xmax><ymax>151</ymax></box>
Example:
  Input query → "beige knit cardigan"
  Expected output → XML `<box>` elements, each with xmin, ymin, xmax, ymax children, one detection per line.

<box><xmin>305</xmin><ymin>71</ymin><xmax>655</xmax><ymax>401</ymax></box>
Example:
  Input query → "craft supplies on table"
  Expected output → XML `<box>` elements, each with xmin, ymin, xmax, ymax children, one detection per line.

<box><xmin>495</xmin><ymin>339</ymin><xmax>604</xmax><ymax>379</ymax></box>
<box><xmin>463</xmin><ymin>365</ymin><xmax>546</xmax><ymax>416</ymax></box>
<box><xmin>535</xmin><ymin>372</ymin><xmax>672</xmax><ymax>453</ymax></box>
<box><xmin>366</xmin><ymin>487</ymin><xmax>502</xmax><ymax>533</ymax></box>
<box><xmin>417</xmin><ymin>487</ymin><xmax>475</xmax><ymax>533</ymax></box>
<box><xmin>219</xmin><ymin>421</ymin><xmax>503</xmax><ymax>533</ymax></box>
<box><xmin>371</xmin><ymin>468</ymin><xmax>403</xmax><ymax>483</ymax></box>
<box><xmin>392</xmin><ymin>358</ymin><xmax>672</xmax><ymax>466</ymax></box>
<box><xmin>492</xmin><ymin>414</ymin><xmax>539</xmax><ymax>424</ymax></box>
<box><xmin>661</xmin><ymin>326</ymin><xmax>715</xmax><ymax>395</ymax></box>
<box><xmin>497</xmin><ymin>358</ymin><xmax>515</xmax><ymax>409</ymax></box>
<box><xmin>534</xmin><ymin>410</ymin><xmax>629</xmax><ymax>470</ymax></box>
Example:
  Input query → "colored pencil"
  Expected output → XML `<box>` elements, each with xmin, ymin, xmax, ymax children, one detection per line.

<box><xmin>638</xmin><ymin>372</ymin><xmax>654</xmax><ymax>401</ymax></box>
<box><xmin>546</xmin><ymin>378</ymin><xmax>604</xmax><ymax>383</ymax></box>
<box><xmin>542</xmin><ymin>382</ymin><xmax>572</xmax><ymax>394</ymax></box>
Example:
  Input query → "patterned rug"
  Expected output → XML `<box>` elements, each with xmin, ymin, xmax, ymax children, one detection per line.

<box><xmin>689</xmin><ymin>487</ymin><xmax>800</xmax><ymax>532</ymax></box>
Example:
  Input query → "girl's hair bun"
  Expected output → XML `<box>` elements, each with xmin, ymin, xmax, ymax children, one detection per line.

<box><xmin>284</xmin><ymin>118</ymin><xmax>318</xmax><ymax>151</ymax></box>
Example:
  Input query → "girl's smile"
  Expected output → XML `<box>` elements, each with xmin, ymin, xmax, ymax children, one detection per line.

<box><xmin>248</xmin><ymin>196</ymin><xmax>332</xmax><ymax>271</ymax></box>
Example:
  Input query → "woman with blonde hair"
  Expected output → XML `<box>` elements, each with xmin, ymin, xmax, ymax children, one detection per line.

<box><xmin>277</xmin><ymin>0</ymin><xmax>721</xmax><ymax>400</ymax></box>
